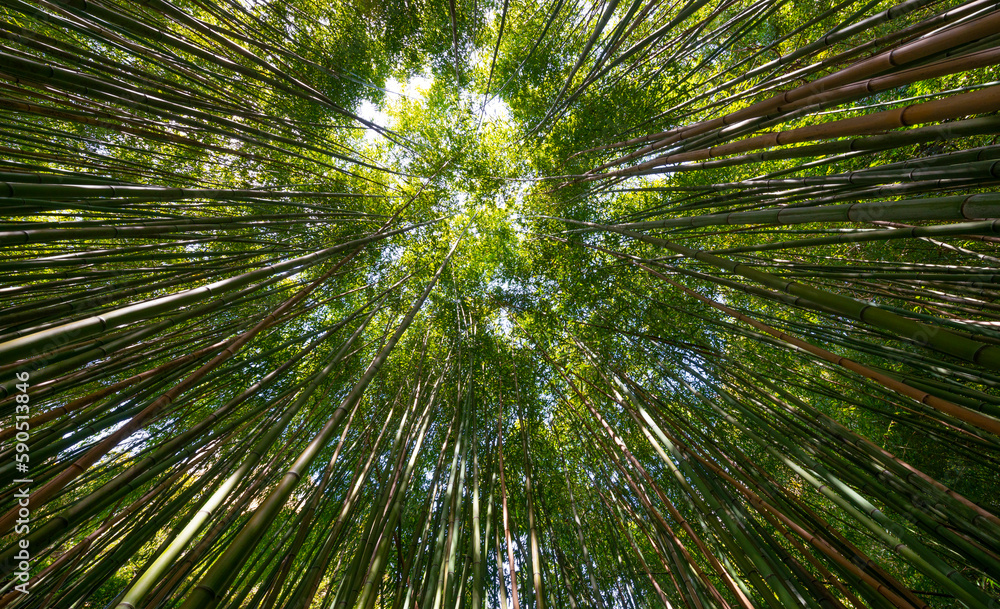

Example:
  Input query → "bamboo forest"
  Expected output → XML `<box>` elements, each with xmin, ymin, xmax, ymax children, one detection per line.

<box><xmin>4</xmin><ymin>0</ymin><xmax>1000</xmax><ymax>608</ymax></box>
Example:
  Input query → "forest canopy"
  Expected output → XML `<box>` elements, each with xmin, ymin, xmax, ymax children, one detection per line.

<box><xmin>1</xmin><ymin>1</ymin><xmax>1000</xmax><ymax>609</ymax></box>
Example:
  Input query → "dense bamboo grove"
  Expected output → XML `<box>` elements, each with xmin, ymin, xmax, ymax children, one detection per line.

<box><xmin>0</xmin><ymin>0</ymin><xmax>999</xmax><ymax>607</ymax></box>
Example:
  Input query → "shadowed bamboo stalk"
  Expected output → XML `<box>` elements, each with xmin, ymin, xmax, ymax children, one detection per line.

<box><xmin>562</xmin><ymin>218</ymin><xmax>1000</xmax><ymax>370</ymax></box>
<box><xmin>0</xmin><ymin>250</ymin><xmax>360</xmax><ymax>534</ymax></box>
<box><xmin>585</xmin><ymin>84</ymin><xmax>1000</xmax><ymax>180</ymax></box>
<box><xmin>582</xmin><ymin>9</ymin><xmax>1000</xmax><ymax>173</ymax></box>
<box><xmin>177</xmin><ymin>232</ymin><xmax>466</xmax><ymax>609</ymax></box>
<box><xmin>637</xmin><ymin>260</ymin><xmax>1000</xmax><ymax>437</ymax></box>
<box><xmin>0</xmin><ymin>220</ymin><xmax>433</xmax><ymax>366</ymax></box>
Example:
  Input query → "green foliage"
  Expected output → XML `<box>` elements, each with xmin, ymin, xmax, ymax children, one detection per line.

<box><xmin>1</xmin><ymin>1</ymin><xmax>1000</xmax><ymax>609</ymax></box>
